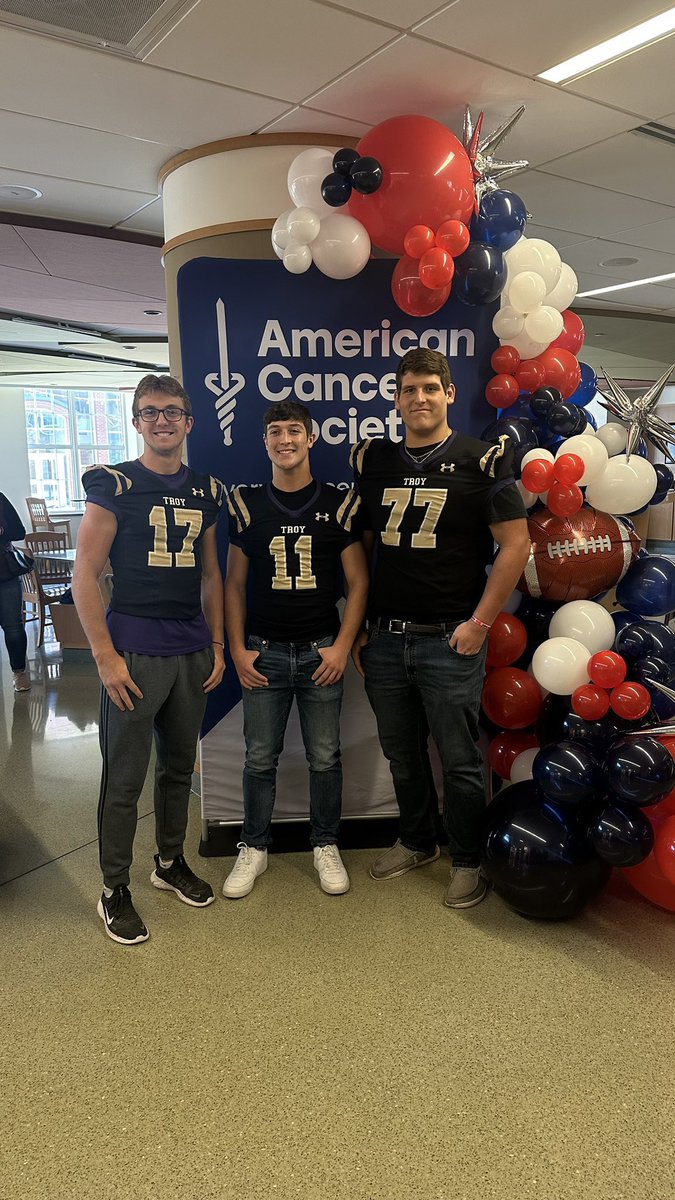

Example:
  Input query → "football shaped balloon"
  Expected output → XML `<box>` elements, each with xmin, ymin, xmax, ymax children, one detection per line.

<box><xmin>518</xmin><ymin>505</ymin><xmax>641</xmax><ymax>603</ymax></box>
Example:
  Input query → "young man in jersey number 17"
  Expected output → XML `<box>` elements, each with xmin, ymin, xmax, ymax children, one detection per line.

<box><xmin>223</xmin><ymin>400</ymin><xmax>368</xmax><ymax>898</ymax></box>
<box><xmin>73</xmin><ymin>374</ymin><xmax>226</xmax><ymax>946</ymax></box>
<box><xmin>351</xmin><ymin>348</ymin><xmax>531</xmax><ymax>909</ymax></box>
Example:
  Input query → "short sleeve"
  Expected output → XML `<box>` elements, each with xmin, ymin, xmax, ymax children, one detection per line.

<box><xmin>81</xmin><ymin>464</ymin><xmax>133</xmax><ymax>515</ymax></box>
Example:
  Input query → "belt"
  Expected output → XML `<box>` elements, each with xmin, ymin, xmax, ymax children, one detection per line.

<box><xmin>370</xmin><ymin>618</ymin><xmax>454</xmax><ymax>635</ymax></box>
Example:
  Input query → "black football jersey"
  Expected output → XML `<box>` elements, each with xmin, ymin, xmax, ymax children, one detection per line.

<box><xmin>352</xmin><ymin>432</ymin><xmax>526</xmax><ymax>622</ymax></box>
<box><xmin>82</xmin><ymin>460</ymin><xmax>225</xmax><ymax>619</ymax></box>
<box><xmin>227</xmin><ymin>481</ymin><xmax>360</xmax><ymax>641</ymax></box>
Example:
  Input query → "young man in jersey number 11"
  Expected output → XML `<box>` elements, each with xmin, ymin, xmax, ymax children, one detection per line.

<box><xmin>223</xmin><ymin>400</ymin><xmax>368</xmax><ymax>898</ymax></box>
<box><xmin>73</xmin><ymin>374</ymin><xmax>225</xmax><ymax>945</ymax></box>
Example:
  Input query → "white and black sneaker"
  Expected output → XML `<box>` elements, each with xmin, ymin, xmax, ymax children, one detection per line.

<box><xmin>97</xmin><ymin>885</ymin><xmax>149</xmax><ymax>945</ymax></box>
<box><xmin>150</xmin><ymin>854</ymin><xmax>215</xmax><ymax>907</ymax></box>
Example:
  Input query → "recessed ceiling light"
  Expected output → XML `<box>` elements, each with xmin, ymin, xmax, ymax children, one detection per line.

<box><xmin>599</xmin><ymin>256</ymin><xmax>639</xmax><ymax>267</ymax></box>
<box><xmin>0</xmin><ymin>184</ymin><xmax>42</xmax><ymax>201</ymax></box>
<box><xmin>143</xmin><ymin>310</ymin><xmax>161</xmax><ymax>316</ymax></box>
<box><xmin>578</xmin><ymin>271</ymin><xmax>675</xmax><ymax>297</ymax></box>
<box><xmin>538</xmin><ymin>6</ymin><xmax>675</xmax><ymax>82</ymax></box>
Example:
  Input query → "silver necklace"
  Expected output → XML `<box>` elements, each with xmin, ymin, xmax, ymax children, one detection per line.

<box><xmin>404</xmin><ymin>434</ymin><xmax>451</xmax><ymax>465</ymax></box>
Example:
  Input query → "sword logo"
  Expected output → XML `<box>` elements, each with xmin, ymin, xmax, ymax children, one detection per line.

<box><xmin>204</xmin><ymin>299</ymin><xmax>246</xmax><ymax>447</ymax></box>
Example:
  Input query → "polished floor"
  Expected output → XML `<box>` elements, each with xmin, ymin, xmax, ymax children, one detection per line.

<box><xmin>1</xmin><ymin>628</ymin><xmax>674</xmax><ymax>1200</ymax></box>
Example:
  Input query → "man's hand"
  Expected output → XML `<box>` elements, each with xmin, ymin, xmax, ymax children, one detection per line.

<box><xmin>312</xmin><ymin>643</ymin><xmax>349</xmax><ymax>687</ymax></box>
<box><xmin>449</xmin><ymin>621</ymin><xmax>488</xmax><ymax>656</ymax></box>
<box><xmin>203</xmin><ymin>645</ymin><xmax>226</xmax><ymax>693</ymax></box>
<box><xmin>96</xmin><ymin>650</ymin><xmax>144</xmax><ymax>711</ymax></box>
<box><xmin>232</xmin><ymin>648</ymin><xmax>268</xmax><ymax>690</ymax></box>
<box><xmin>350</xmin><ymin>629</ymin><xmax>369</xmax><ymax>678</ymax></box>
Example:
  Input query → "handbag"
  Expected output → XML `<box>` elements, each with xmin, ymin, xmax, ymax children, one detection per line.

<box><xmin>0</xmin><ymin>544</ymin><xmax>34</xmax><ymax>582</ymax></box>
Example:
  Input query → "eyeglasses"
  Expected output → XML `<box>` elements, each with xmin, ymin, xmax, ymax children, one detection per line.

<box><xmin>135</xmin><ymin>405</ymin><xmax>188</xmax><ymax>423</ymax></box>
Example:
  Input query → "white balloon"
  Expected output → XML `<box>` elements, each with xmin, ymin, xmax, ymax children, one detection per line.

<box><xmin>311</xmin><ymin>214</ymin><xmax>371</xmax><ymax>280</ymax></box>
<box><xmin>524</xmin><ymin>304</ymin><xmax>564</xmax><ymax>344</ymax></box>
<box><xmin>493</xmin><ymin>306</ymin><xmax>525</xmax><ymax>341</ymax></box>
<box><xmin>595</xmin><ymin>423</ymin><xmax>628</xmax><ymax>456</ymax></box>
<box><xmin>585</xmin><ymin>455</ymin><xmax>657</xmax><ymax>514</ymax></box>
<box><xmin>508</xmin><ymin>330</ymin><xmax>549</xmax><ymax>359</ymax></box>
<box><xmin>516</xmin><ymin>479</ymin><xmax>538</xmax><ymax>508</ymax></box>
<box><xmin>287</xmin><ymin>148</ymin><xmax>335</xmax><ymax>216</ymax></box>
<box><xmin>505</xmin><ymin>237</ymin><xmax>561</xmax><ymax>292</ymax></box>
<box><xmin>555</xmin><ymin>433</ymin><xmax>608</xmax><ymax>484</ymax></box>
<box><xmin>271</xmin><ymin>208</ymin><xmax>293</xmax><ymax>257</ymax></box>
<box><xmin>544</xmin><ymin>263</ymin><xmax>578</xmax><ymax>312</ymax></box>
<box><xmin>549</xmin><ymin>600</ymin><xmax>616</xmax><ymax>654</ymax></box>
<box><xmin>508</xmin><ymin>270</ymin><xmax>547</xmax><ymax>314</ymax></box>
<box><xmin>531</xmin><ymin>637</ymin><xmax>591</xmax><ymax>694</ymax></box>
<box><xmin>521</xmin><ymin>446</ymin><xmax>554</xmax><ymax>469</ymax></box>
<box><xmin>510</xmin><ymin>748</ymin><xmax>539</xmax><ymax>783</ymax></box>
<box><xmin>286</xmin><ymin>206</ymin><xmax>321</xmax><ymax>246</ymax></box>
<box><xmin>526</xmin><ymin>239</ymin><xmax>562</xmax><ymax>292</ymax></box>
<box><xmin>282</xmin><ymin>242</ymin><xmax>313</xmax><ymax>274</ymax></box>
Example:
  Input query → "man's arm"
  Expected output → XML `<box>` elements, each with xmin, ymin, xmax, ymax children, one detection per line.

<box><xmin>72</xmin><ymin>503</ymin><xmax>144</xmax><ymax>711</ymax></box>
<box><xmin>312</xmin><ymin>540</ymin><xmax>370</xmax><ymax>686</ymax></box>
<box><xmin>449</xmin><ymin>517</ymin><xmax>531</xmax><ymax>655</ymax></box>
<box><xmin>200</xmin><ymin>522</ymin><xmax>226</xmax><ymax>693</ymax></box>
<box><xmin>224</xmin><ymin>543</ymin><xmax>268</xmax><ymax>689</ymax></box>
<box><xmin>350</xmin><ymin>530</ymin><xmax>374</xmax><ymax>678</ymax></box>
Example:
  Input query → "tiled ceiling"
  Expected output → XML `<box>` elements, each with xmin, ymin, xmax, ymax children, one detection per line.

<box><xmin>0</xmin><ymin>0</ymin><xmax>674</xmax><ymax>386</ymax></box>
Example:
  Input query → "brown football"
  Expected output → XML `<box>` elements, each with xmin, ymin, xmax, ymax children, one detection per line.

<box><xmin>518</xmin><ymin>505</ymin><xmax>641</xmax><ymax>603</ymax></box>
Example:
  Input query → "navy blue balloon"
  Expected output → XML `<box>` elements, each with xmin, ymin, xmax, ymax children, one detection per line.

<box><xmin>612</xmin><ymin>611</ymin><xmax>639</xmax><ymax>636</ymax></box>
<box><xmin>529</xmin><ymin>387</ymin><xmax>562</xmax><ymax>419</ymax></box>
<box><xmin>633</xmin><ymin>655</ymin><xmax>675</xmax><ymax>719</ymax></box>
<box><xmin>546</xmin><ymin>400</ymin><xmax>587</xmax><ymax>436</ymax></box>
<box><xmin>604</xmin><ymin>736</ymin><xmax>675</xmax><ymax>807</ymax></box>
<box><xmin>616</xmin><ymin>620</ymin><xmax>675</xmax><ymax>665</ymax></box>
<box><xmin>333</xmin><ymin>147</ymin><xmax>360</xmax><ymax>176</ymax></box>
<box><xmin>321</xmin><ymin>171</ymin><xmax>352</xmax><ymax>207</ymax></box>
<box><xmin>480</xmin><ymin>416</ymin><xmax>540</xmax><ymax>470</ymax></box>
<box><xmin>569</xmin><ymin>362</ymin><xmax>598</xmax><ymax>407</ymax></box>
<box><xmin>470</xmin><ymin>190</ymin><xmax>528</xmax><ymax>250</ymax></box>
<box><xmin>533</xmin><ymin>741</ymin><xmax>602</xmax><ymax>805</ymax></box>
<box><xmin>482</xmin><ymin>781</ymin><xmax>611</xmax><ymax>919</ymax></box>
<box><xmin>350</xmin><ymin>156</ymin><xmax>383</xmax><ymax>194</ymax></box>
<box><xmin>454</xmin><ymin>242</ymin><xmax>507</xmax><ymax>305</ymax></box>
<box><xmin>654</xmin><ymin>463</ymin><xmax>674</xmax><ymax>492</ymax></box>
<box><xmin>537</xmin><ymin>695</ymin><xmax>622</xmax><ymax>753</ymax></box>
<box><xmin>588</xmin><ymin>802</ymin><xmax>654</xmax><ymax>866</ymax></box>
<box><xmin>516</xmin><ymin>597</ymin><xmax>559</xmax><ymax>648</ymax></box>
<box><xmin>616</xmin><ymin>556</ymin><xmax>675</xmax><ymax>617</ymax></box>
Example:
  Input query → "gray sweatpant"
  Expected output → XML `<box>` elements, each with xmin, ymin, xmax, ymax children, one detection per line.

<box><xmin>97</xmin><ymin>648</ymin><xmax>213</xmax><ymax>888</ymax></box>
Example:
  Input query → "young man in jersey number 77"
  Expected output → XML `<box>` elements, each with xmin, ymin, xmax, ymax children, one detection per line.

<box><xmin>223</xmin><ymin>400</ymin><xmax>368</xmax><ymax>898</ymax></box>
<box><xmin>73</xmin><ymin>374</ymin><xmax>225</xmax><ymax>945</ymax></box>
<box><xmin>351</xmin><ymin>348</ymin><xmax>530</xmax><ymax>909</ymax></box>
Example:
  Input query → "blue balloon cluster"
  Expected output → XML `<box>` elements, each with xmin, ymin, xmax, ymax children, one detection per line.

<box><xmin>321</xmin><ymin>148</ymin><xmax>383</xmax><ymax>208</ymax></box>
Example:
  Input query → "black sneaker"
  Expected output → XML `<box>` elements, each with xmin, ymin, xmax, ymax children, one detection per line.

<box><xmin>97</xmin><ymin>885</ymin><xmax>149</xmax><ymax>945</ymax></box>
<box><xmin>150</xmin><ymin>854</ymin><xmax>215</xmax><ymax>907</ymax></box>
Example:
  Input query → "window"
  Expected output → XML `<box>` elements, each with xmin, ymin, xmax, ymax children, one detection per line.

<box><xmin>24</xmin><ymin>388</ymin><xmax>132</xmax><ymax>509</ymax></box>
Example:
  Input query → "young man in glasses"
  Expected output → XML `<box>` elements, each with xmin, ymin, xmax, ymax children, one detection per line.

<box><xmin>73</xmin><ymin>374</ymin><xmax>225</xmax><ymax>945</ymax></box>
<box><xmin>351</xmin><ymin>349</ymin><xmax>530</xmax><ymax>909</ymax></box>
<box><xmin>222</xmin><ymin>401</ymin><xmax>367</xmax><ymax>899</ymax></box>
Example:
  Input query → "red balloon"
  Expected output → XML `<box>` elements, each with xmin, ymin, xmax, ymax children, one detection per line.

<box><xmin>482</xmin><ymin>667</ymin><xmax>543</xmax><ymax>729</ymax></box>
<box><xmin>485</xmin><ymin>374</ymin><xmax>520</xmax><ymax>409</ymax></box>
<box><xmin>537</xmin><ymin>348</ymin><xmax>582</xmax><ymax>399</ymax></box>
<box><xmin>609</xmin><ymin>680</ymin><xmax>651</xmax><ymax>721</ymax></box>
<box><xmin>571</xmin><ymin>684</ymin><xmax>610</xmax><ymax>720</ymax></box>
<box><xmin>487</xmin><ymin>612</ymin><xmax>528</xmax><ymax>668</ymax></box>
<box><xmin>391</xmin><ymin>255</ymin><xmax>451</xmax><ymax>317</ymax></box>
<box><xmin>551</xmin><ymin>310</ymin><xmax>585</xmax><ymax>355</ymax></box>
<box><xmin>646</xmin><ymin>785</ymin><xmax>675</xmax><ymax>819</ymax></box>
<box><xmin>553</xmin><ymin>453</ymin><xmax>585</xmax><ymax>485</ymax></box>
<box><xmin>546</xmin><ymin>480</ymin><xmax>583</xmax><ymax>517</ymax></box>
<box><xmin>491</xmin><ymin>345</ymin><xmax>521</xmax><ymax>374</ymax></box>
<box><xmin>348</xmin><ymin>116</ymin><xmax>474</xmax><ymax>255</ymax></box>
<box><xmin>514</xmin><ymin>359</ymin><xmax>546</xmax><ymax>393</ymax></box>
<box><xmin>521</xmin><ymin>458</ymin><xmax>555</xmax><ymax>493</ymax></box>
<box><xmin>487</xmin><ymin>730</ymin><xmax>540</xmax><ymax>780</ymax></box>
<box><xmin>654</xmin><ymin>814</ymin><xmax>675</xmax><ymax>885</ymax></box>
<box><xmin>435</xmin><ymin>219</ymin><xmax>470</xmax><ymax>257</ymax></box>
<box><xmin>622</xmin><ymin>847</ymin><xmax>675</xmax><ymax>912</ymax></box>
<box><xmin>589</xmin><ymin>651</ymin><xmax>627</xmax><ymax>688</ymax></box>
<box><xmin>403</xmin><ymin>224</ymin><xmax>435</xmax><ymax>258</ymax></box>
<box><xmin>418</xmin><ymin>246</ymin><xmax>455</xmax><ymax>289</ymax></box>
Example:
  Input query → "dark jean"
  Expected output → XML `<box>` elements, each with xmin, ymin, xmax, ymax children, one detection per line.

<box><xmin>241</xmin><ymin>635</ymin><xmax>343</xmax><ymax>848</ymax></box>
<box><xmin>0</xmin><ymin>578</ymin><xmax>27</xmax><ymax>671</ymax></box>
<box><xmin>363</xmin><ymin>627</ymin><xmax>488</xmax><ymax>864</ymax></box>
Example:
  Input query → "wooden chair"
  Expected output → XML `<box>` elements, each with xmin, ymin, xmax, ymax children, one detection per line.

<box><xmin>25</xmin><ymin>497</ymin><xmax>72</xmax><ymax>547</ymax></box>
<box><xmin>20</xmin><ymin>570</ymin><xmax>50</xmax><ymax>647</ymax></box>
<box><xmin>24</xmin><ymin>532</ymin><xmax>73</xmax><ymax>597</ymax></box>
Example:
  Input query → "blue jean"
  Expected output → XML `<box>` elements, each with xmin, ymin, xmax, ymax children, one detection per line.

<box><xmin>241</xmin><ymin>635</ymin><xmax>343</xmax><ymax>848</ymax></box>
<box><xmin>363</xmin><ymin>627</ymin><xmax>488</xmax><ymax>864</ymax></box>
<box><xmin>0</xmin><ymin>578</ymin><xmax>27</xmax><ymax>671</ymax></box>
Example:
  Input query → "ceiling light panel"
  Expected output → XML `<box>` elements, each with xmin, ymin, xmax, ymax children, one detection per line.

<box><xmin>538</xmin><ymin>6</ymin><xmax>675</xmax><ymax>81</ymax></box>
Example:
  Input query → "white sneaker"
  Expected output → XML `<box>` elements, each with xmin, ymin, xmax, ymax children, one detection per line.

<box><xmin>12</xmin><ymin>670</ymin><xmax>30</xmax><ymax>692</ymax></box>
<box><xmin>313</xmin><ymin>845</ymin><xmax>350</xmax><ymax>895</ymax></box>
<box><xmin>222</xmin><ymin>843</ymin><xmax>267</xmax><ymax>898</ymax></box>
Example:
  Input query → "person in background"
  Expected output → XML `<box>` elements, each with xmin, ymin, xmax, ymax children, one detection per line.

<box><xmin>223</xmin><ymin>400</ymin><xmax>368</xmax><ymax>899</ymax></box>
<box><xmin>0</xmin><ymin>493</ymin><xmax>30</xmax><ymax>692</ymax></box>
<box><xmin>351</xmin><ymin>348</ymin><xmax>530</xmax><ymax>909</ymax></box>
<box><xmin>73</xmin><ymin>375</ymin><xmax>225</xmax><ymax>946</ymax></box>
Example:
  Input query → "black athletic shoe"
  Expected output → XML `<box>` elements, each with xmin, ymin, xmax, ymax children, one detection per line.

<box><xmin>97</xmin><ymin>885</ymin><xmax>149</xmax><ymax>945</ymax></box>
<box><xmin>150</xmin><ymin>854</ymin><xmax>215</xmax><ymax>907</ymax></box>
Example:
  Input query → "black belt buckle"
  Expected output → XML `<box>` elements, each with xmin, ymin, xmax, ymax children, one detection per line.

<box><xmin>387</xmin><ymin>619</ymin><xmax>407</xmax><ymax>635</ymax></box>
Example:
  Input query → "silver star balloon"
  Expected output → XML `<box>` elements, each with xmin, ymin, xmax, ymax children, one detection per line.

<box><xmin>598</xmin><ymin>365</ymin><xmax>675</xmax><ymax>461</ymax></box>
<box><xmin>462</xmin><ymin>105</ymin><xmax>529</xmax><ymax>209</ymax></box>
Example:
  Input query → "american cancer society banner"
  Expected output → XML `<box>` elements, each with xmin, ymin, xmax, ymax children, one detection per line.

<box><xmin>177</xmin><ymin>257</ymin><xmax>498</xmax><ymax>826</ymax></box>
